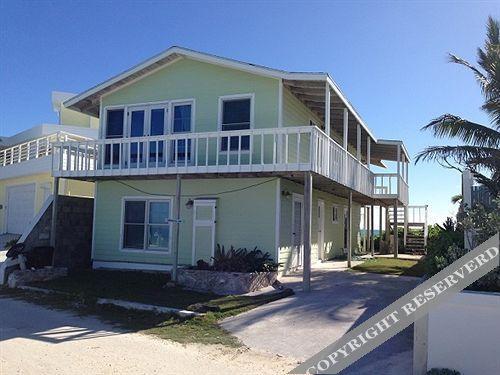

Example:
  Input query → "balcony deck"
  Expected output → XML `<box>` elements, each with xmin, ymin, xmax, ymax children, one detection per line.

<box><xmin>51</xmin><ymin>126</ymin><xmax>408</xmax><ymax>205</ymax></box>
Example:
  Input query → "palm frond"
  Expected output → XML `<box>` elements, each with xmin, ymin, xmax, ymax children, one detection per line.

<box><xmin>421</xmin><ymin>114</ymin><xmax>500</xmax><ymax>147</ymax></box>
<box><xmin>415</xmin><ymin>145</ymin><xmax>500</xmax><ymax>169</ymax></box>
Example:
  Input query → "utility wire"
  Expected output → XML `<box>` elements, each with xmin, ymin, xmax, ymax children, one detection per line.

<box><xmin>114</xmin><ymin>177</ymin><xmax>278</xmax><ymax>197</ymax></box>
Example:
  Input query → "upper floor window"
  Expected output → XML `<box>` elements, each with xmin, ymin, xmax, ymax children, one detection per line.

<box><xmin>219</xmin><ymin>94</ymin><xmax>253</xmax><ymax>151</ymax></box>
<box><xmin>105</xmin><ymin>109</ymin><xmax>125</xmax><ymax>138</ymax></box>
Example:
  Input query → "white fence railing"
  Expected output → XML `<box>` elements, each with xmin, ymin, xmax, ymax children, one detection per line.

<box><xmin>1</xmin><ymin>132</ymin><xmax>92</xmax><ymax>167</ymax></box>
<box><xmin>52</xmin><ymin>126</ymin><xmax>407</xmax><ymax>203</ymax></box>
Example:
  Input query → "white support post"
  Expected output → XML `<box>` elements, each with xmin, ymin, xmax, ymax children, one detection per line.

<box><xmin>343</xmin><ymin>108</ymin><xmax>349</xmax><ymax>184</ymax></box>
<box><xmin>171</xmin><ymin>175</ymin><xmax>182</xmax><ymax>282</ymax></box>
<box><xmin>370</xmin><ymin>204</ymin><xmax>374</xmax><ymax>256</ymax></box>
<box><xmin>404</xmin><ymin>205</ymin><xmax>408</xmax><ymax>248</ymax></box>
<box><xmin>397</xmin><ymin>144</ymin><xmax>401</xmax><ymax>177</ymax></box>
<box><xmin>303</xmin><ymin>171</ymin><xmax>312</xmax><ymax>292</ymax></box>
<box><xmin>356</xmin><ymin>124</ymin><xmax>361</xmax><ymax>161</ymax></box>
<box><xmin>347</xmin><ymin>191</ymin><xmax>352</xmax><ymax>268</ymax></box>
<box><xmin>343</xmin><ymin>108</ymin><xmax>349</xmax><ymax>150</ymax></box>
<box><xmin>379</xmin><ymin>205</ymin><xmax>383</xmax><ymax>252</ymax></box>
<box><xmin>405</xmin><ymin>160</ymin><xmax>409</xmax><ymax>183</ymax></box>
<box><xmin>324</xmin><ymin>82</ymin><xmax>331</xmax><ymax>137</ymax></box>
<box><xmin>367</xmin><ymin>137</ymin><xmax>371</xmax><ymax>169</ymax></box>
<box><xmin>393</xmin><ymin>200</ymin><xmax>399</xmax><ymax>258</ymax></box>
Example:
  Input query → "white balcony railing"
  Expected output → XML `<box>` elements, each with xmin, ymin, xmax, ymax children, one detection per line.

<box><xmin>52</xmin><ymin>126</ymin><xmax>408</xmax><ymax>203</ymax></box>
<box><xmin>1</xmin><ymin>132</ymin><xmax>92</xmax><ymax>167</ymax></box>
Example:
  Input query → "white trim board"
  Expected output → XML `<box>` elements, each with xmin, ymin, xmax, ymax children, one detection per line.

<box><xmin>92</xmin><ymin>260</ymin><xmax>172</xmax><ymax>272</ymax></box>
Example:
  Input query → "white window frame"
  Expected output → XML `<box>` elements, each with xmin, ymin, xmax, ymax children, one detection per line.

<box><xmin>101</xmin><ymin>98</ymin><xmax>195</xmax><ymax>140</ymax></box>
<box><xmin>119</xmin><ymin>196</ymin><xmax>173</xmax><ymax>253</ymax></box>
<box><xmin>332</xmin><ymin>204</ymin><xmax>340</xmax><ymax>224</ymax></box>
<box><xmin>217</xmin><ymin>93</ymin><xmax>255</xmax><ymax>153</ymax></box>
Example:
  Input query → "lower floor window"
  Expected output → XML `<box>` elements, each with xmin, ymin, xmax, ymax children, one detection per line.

<box><xmin>122</xmin><ymin>198</ymin><xmax>171</xmax><ymax>251</ymax></box>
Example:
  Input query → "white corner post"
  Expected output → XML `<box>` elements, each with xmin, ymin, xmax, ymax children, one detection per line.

<box><xmin>397</xmin><ymin>144</ymin><xmax>401</xmax><ymax>177</ymax></box>
<box><xmin>303</xmin><ymin>171</ymin><xmax>312</xmax><ymax>292</ymax></box>
<box><xmin>379</xmin><ymin>205</ymin><xmax>383</xmax><ymax>252</ymax></box>
<box><xmin>343</xmin><ymin>108</ymin><xmax>349</xmax><ymax>184</ymax></box>
<box><xmin>366</xmin><ymin>137</ymin><xmax>371</xmax><ymax>169</ymax></box>
<box><xmin>171</xmin><ymin>174</ymin><xmax>182</xmax><ymax>282</ymax></box>
<box><xmin>324</xmin><ymin>82</ymin><xmax>331</xmax><ymax>136</ymax></box>
<box><xmin>404</xmin><ymin>205</ymin><xmax>408</xmax><ymax>248</ymax></box>
<box><xmin>370</xmin><ymin>204</ymin><xmax>374</xmax><ymax>256</ymax></box>
<box><xmin>347</xmin><ymin>190</ymin><xmax>352</xmax><ymax>268</ymax></box>
<box><xmin>356</xmin><ymin>124</ymin><xmax>361</xmax><ymax>161</ymax></box>
<box><xmin>50</xmin><ymin>177</ymin><xmax>60</xmax><ymax>248</ymax></box>
<box><xmin>393</xmin><ymin>199</ymin><xmax>399</xmax><ymax>258</ymax></box>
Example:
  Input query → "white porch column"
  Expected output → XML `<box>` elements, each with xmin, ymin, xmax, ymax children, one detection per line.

<box><xmin>404</xmin><ymin>205</ymin><xmax>408</xmax><ymax>248</ymax></box>
<box><xmin>393</xmin><ymin>200</ymin><xmax>399</xmax><ymax>258</ymax></box>
<box><xmin>343</xmin><ymin>108</ymin><xmax>349</xmax><ymax>184</ymax></box>
<box><xmin>370</xmin><ymin>204</ymin><xmax>374</xmax><ymax>256</ymax></box>
<box><xmin>397</xmin><ymin>144</ymin><xmax>401</xmax><ymax>177</ymax></box>
<box><xmin>324</xmin><ymin>82</ymin><xmax>331</xmax><ymax>137</ymax></box>
<box><xmin>347</xmin><ymin>191</ymin><xmax>352</xmax><ymax>268</ymax></box>
<box><xmin>367</xmin><ymin>137</ymin><xmax>371</xmax><ymax>169</ymax></box>
<box><xmin>171</xmin><ymin>175</ymin><xmax>182</xmax><ymax>282</ymax></box>
<box><xmin>379</xmin><ymin>205</ymin><xmax>383</xmax><ymax>252</ymax></box>
<box><xmin>303</xmin><ymin>171</ymin><xmax>313</xmax><ymax>292</ymax></box>
<box><xmin>356</xmin><ymin>124</ymin><xmax>361</xmax><ymax>161</ymax></box>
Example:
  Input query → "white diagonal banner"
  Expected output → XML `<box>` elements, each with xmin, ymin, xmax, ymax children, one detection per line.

<box><xmin>291</xmin><ymin>233</ymin><xmax>499</xmax><ymax>374</ymax></box>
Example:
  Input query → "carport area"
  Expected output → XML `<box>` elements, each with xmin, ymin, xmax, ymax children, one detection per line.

<box><xmin>221</xmin><ymin>264</ymin><xmax>421</xmax><ymax>374</ymax></box>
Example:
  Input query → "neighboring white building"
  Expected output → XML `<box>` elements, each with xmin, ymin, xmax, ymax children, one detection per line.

<box><xmin>0</xmin><ymin>92</ymin><xmax>98</xmax><ymax>235</ymax></box>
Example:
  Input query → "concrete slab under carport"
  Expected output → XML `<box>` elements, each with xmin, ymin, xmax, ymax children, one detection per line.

<box><xmin>221</xmin><ymin>265</ymin><xmax>421</xmax><ymax>374</ymax></box>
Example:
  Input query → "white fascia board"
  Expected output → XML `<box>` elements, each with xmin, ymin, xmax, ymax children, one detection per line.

<box><xmin>64</xmin><ymin>46</ymin><xmax>328</xmax><ymax>109</ymax></box>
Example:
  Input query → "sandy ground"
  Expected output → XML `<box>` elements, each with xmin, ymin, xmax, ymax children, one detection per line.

<box><xmin>0</xmin><ymin>297</ymin><xmax>296</xmax><ymax>375</ymax></box>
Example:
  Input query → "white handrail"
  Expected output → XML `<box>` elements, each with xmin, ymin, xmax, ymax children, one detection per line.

<box><xmin>1</xmin><ymin>131</ymin><xmax>93</xmax><ymax>167</ymax></box>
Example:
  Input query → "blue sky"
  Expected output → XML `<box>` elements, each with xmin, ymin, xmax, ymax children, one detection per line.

<box><xmin>0</xmin><ymin>0</ymin><xmax>498</xmax><ymax>224</ymax></box>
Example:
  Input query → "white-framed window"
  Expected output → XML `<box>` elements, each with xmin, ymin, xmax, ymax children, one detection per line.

<box><xmin>218</xmin><ymin>93</ymin><xmax>254</xmax><ymax>151</ymax></box>
<box><xmin>121</xmin><ymin>197</ymin><xmax>172</xmax><ymax>252</ymax></box>
<box><xmin>170</xmin><ymin>101</ymin><xmax>194</xmax><ymax>163</ymax></box>
<box><xmin>332</xmin><ymin>205</ymin><xmax>340</xmax><ymax>224</ymax></box>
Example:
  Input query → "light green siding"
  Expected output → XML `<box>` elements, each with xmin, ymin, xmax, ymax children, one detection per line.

<box><xmin>102</xmin><ymin>58</ymin><xmax>279</xmax><ymax>131</ymax></box>
<box><xmin>278</xmin><ymin>178</ymin><xmax>361</xmax><ymax>272</ymax></box>
<box><xmin>283</xmin><ymin>87</ymin><xmax>323</xmax><ymax>127</ymax></box>
<box><xmin>93</xmin><ymin>177</ymin><xmax>278</xmax><ymax>266</ymax></box>
<box><xmin>60</xmin><ymin>106</ymin><xmax>99</xmax><ymax>128</ymax></box>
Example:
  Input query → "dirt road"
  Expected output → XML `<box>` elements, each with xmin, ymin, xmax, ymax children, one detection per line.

<box><xmin>0</xmin><ymin>297</ymin><xmax>295</xmax><ymax>374</ymax></box>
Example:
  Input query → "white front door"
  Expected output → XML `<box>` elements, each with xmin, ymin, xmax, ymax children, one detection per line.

<box><xmin>317</xmin><ymin>200</ymin><xmax>325</xmax><ymax>261</ymax></box>
<box><xmin>291</xmin><ymin>194</ymin><xmax>304</xmax><ymax>268</ymax></box>
<box><xmin>6</xmin><ymin>183</ymin><xmax>36</xmax><ymax>234</ymax></box>
<box><xmin>192</xmin><ymin>199</ymin><xmax>217</xmax><ymax>265</ymax></box>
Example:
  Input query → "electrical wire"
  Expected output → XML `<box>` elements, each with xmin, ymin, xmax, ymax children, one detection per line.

<box><xmin>114</xmin><ymin>177</ymin><xmax>279</xmax><ymax>197</ymax></box>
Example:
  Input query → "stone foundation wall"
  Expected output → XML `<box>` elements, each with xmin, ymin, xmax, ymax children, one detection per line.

<box><xmin>8</xmin><ymin>267</ymin><xmax>67</xmax><ymax>288</ymax></box>
<box><xmin>178</xmin><ymin>269</ymin><xmax>277</xmax><ymax>295</ymax></box>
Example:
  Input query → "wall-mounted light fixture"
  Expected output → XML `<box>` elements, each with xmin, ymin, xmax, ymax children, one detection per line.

<box><xmin>281</xmin><ymin>190</ymin><xmax>292</xmax><ymax>197</ymax></box>
<box><xmin>185</xmin><ymin>199</ymin><xmax>194</xmax><ymax>209</ymax></box>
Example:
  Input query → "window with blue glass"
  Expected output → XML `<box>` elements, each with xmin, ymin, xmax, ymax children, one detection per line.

<box><xmin>221</xmin><ymin>98</ymin><xmax>251</xmax><ymax>151</ymax></box>
<box><xmin>105</xmin><ymin>109</ymin><xmax>124</xmax><ymax>165</ymax></box>
<box><xmin>171</xmin><ymin>103</ymin><xmax>192</xmax><ymax>163</ymax></box>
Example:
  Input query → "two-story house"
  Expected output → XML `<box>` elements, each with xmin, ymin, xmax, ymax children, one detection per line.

<box><xmin>0</xmin><ymin>92</ymin><xmax>97</xmax><ymax>237</ymax></box>
<box><xmin>52</xmin><ymin>47</ymin><xmax>410</xmax><ymax>275</ymax></box>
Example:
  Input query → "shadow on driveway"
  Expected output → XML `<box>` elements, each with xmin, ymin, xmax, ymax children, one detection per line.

<box><xmin>221</xmin><ymin>268</ymin><xmax>421</xmax><ymax>374</ymax></box>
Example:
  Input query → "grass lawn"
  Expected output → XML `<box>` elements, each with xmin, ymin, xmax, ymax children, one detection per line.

<box><xmin>352</xmin><ymin>257</ymin><xmax>426</xmax><ymax>277</ymax></box>
<box><xmin>0</xmin><ymin>270</ymin><xmax>292</xmax><ymax>347</ymax></box>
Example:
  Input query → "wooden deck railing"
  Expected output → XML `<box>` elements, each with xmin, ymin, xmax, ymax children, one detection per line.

<box><xmin>51</xmin><ymin>126</ymin><xmax>408</xmax><ymax>203</ymax></box>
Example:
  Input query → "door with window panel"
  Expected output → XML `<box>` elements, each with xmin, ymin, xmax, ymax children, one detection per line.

<box><xmin>104</xmin><ymin>109</ymin><xmax>124</xmax><ymax>167</ymax></box>
<box><xmin>149</xmin><ymin>107</ymin><xmax>167</xmax><ymax>167</ymax></box>
<box><xmin>170</xmin><ymin>103</ymin><xmax>193</xmax><ymax>165</ymax></box>
<box><xmin>128</xmin><ymin>106</ymin><xmax>147</xmax><ymax>167</ymax></box>
<box><xmin>220</xmin><ymin>98</ymin><xmax>251</xmax><ymax>152</ymax></box>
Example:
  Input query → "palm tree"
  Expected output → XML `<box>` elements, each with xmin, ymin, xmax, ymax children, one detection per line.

<box><xmin>416</xmin><ymin>16</ymin><xmax>500</xmax><ymax>197</ymax></box>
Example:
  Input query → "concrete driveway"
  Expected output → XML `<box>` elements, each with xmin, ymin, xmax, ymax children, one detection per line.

<box><xmin>221</xmin><ymin>266</ymin><xmax>421</xmax><ymax>374</ymax></box>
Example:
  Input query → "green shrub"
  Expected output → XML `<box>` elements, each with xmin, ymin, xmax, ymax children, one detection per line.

<box><xmin>425</xmin><ymin>217</ymin><xmax>464</xmax><ymax>276</ymax></box>
<box><xmin>194</xmin><ymin>245</ymin><xmax>279</xmax><ymax>273</ymax></box>
<box><xmin>427</xmin><ymin>368</ymin><xmax>460</xmax><ymax>375</ymax></box>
